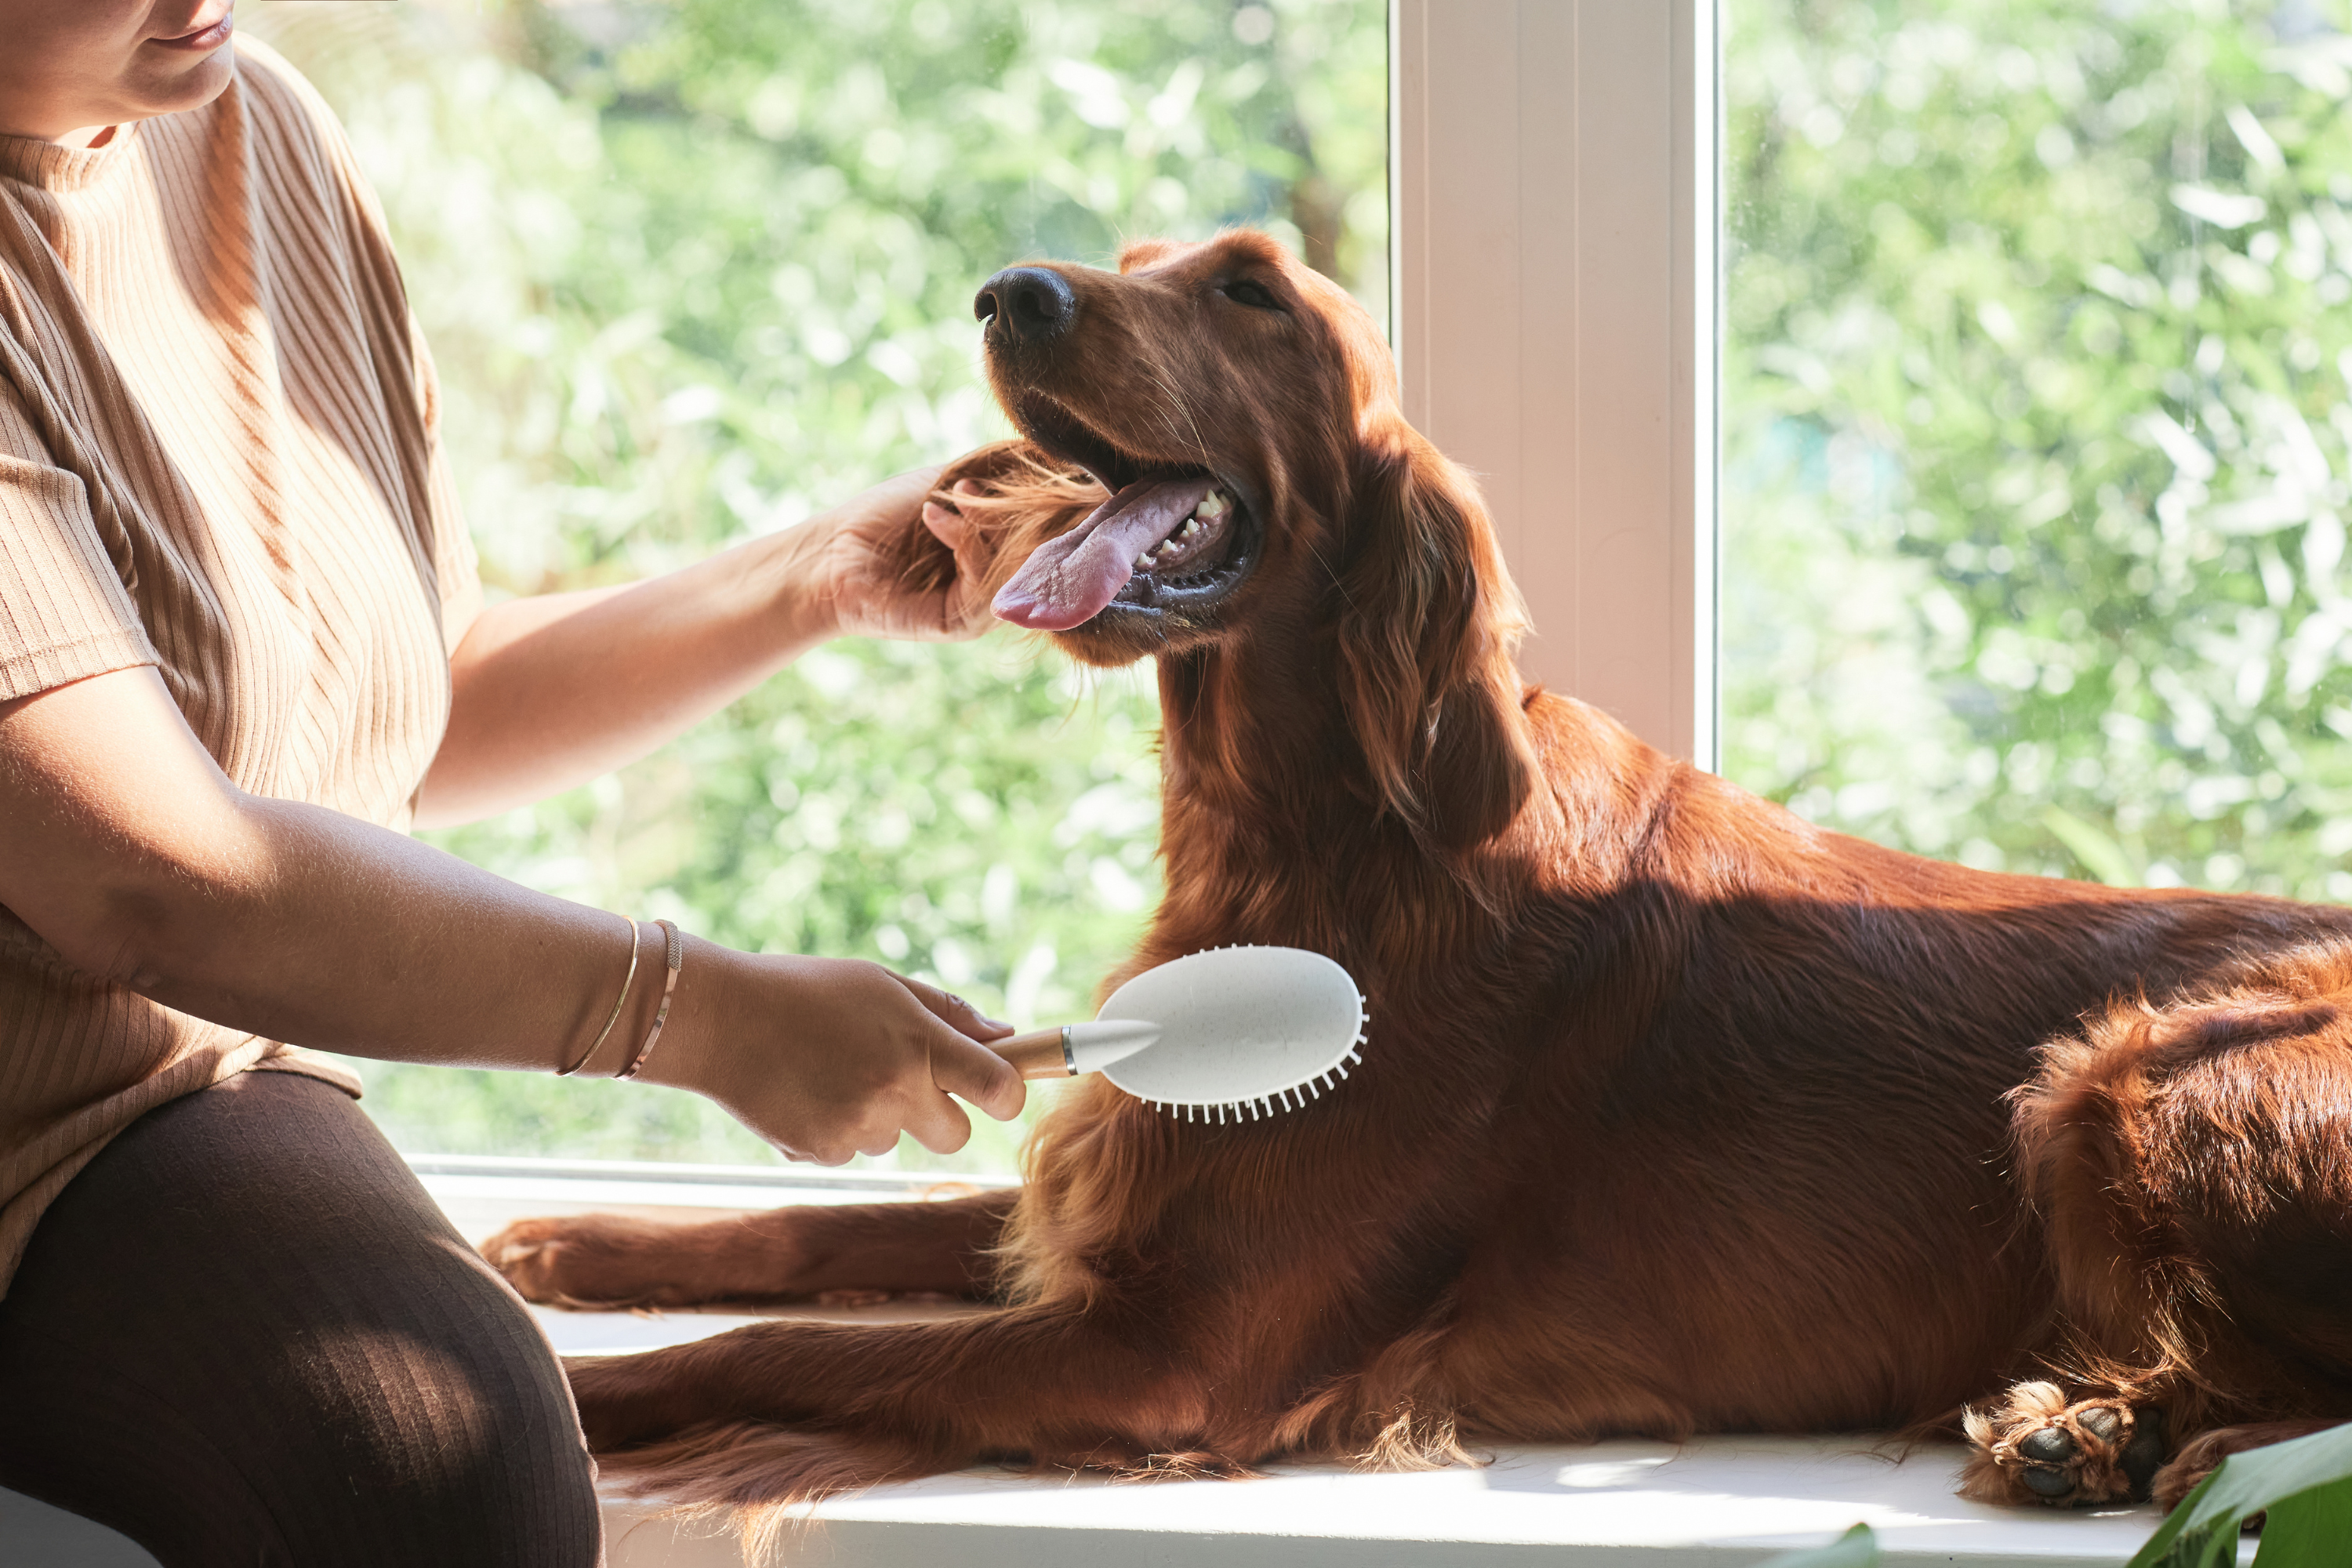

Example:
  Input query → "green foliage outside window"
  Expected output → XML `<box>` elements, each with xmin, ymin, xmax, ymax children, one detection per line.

<box><xmin>1725</xmin><ymin>0</ymin><xmax>2352</xmax><ymax>900</ymax></box>
<box><xmin>258</xmin><ymin>0</ymin><xmax>2352</xmax><ymax>1174</ymax></box>
<box><xmin>243</xmin><ymin>0</ymin><xmax>1386</xmax><ymax>1171</ymax></box>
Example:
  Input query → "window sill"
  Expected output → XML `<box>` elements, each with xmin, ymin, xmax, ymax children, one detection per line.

<box><xmin>596</xmin><ymin>1438</ymin><xmax>2191</xmax><ymax>1568</ymax></box>
<box><xmin>2</xmin><ymin>1162</ymin><xmax>2234</xmax><ymax>1567</ymax></box>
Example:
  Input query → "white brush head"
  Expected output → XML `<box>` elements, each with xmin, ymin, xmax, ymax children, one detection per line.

<box><xmin>1095</xmin><ymin>946</ymin><xmax>1367</xmax><ymax>1120</ymax></box>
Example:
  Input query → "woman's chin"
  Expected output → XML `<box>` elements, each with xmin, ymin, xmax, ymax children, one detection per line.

<box><xmin>124</xmin><ymin>42</ymin><xmax>239</xmax><ymax>121</ymax></box>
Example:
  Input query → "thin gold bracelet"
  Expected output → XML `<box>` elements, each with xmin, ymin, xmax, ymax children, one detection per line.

<box><xmin>617</xmin><ymin>919</ymin><xmax>684</xmax><ymax>1081</ymax></box>
<box><xmin>558</xmin><ymin>915</ymin><xmax>641</xmax><ymax>1076</ymax></box>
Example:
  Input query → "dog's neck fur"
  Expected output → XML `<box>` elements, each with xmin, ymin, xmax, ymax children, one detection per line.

<box><xmin>1143</xmin><ymin>595</ymin><xmax>1570</xmax><ymax>982</ymax></box>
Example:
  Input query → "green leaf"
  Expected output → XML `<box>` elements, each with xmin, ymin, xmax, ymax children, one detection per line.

<box><xmin>2249</xmin><ymin>1486</ymin><xmax>2352</xmax><ymax>1568</ymax></box>
<box><xmin>1752</xmin><ymin>1523</ymin><xmax>1882</xmax><ymax>1568</ymax></box>
<box><xmin>2257</xmin><ymin>1480</ymin><xmax>2352</xmax><ymax>1568</ymax></box>
<box><xmin>2129</xmin><ymin>1421</ymin><xmax>2352</xmax><ymax>1568</ymax></box>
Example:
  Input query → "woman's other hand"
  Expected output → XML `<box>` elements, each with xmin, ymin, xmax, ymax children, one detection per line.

<box><xmin>798</xmin><ymin>465</ymin><xmax>997</xmax><ymax>642</ymax></box>
<box><xmin>638</xmin><ymin>947</ymin><xmax>1028</xmax><ymax>1165</ymax></box>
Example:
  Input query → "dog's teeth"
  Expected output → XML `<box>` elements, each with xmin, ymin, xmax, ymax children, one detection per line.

<box><xmin>1180</xmin><ymin>519</ymin><xmax>1201</xmax><ymax>537</ymax></box>
<box><xmin>1134</xmin><ymin>554</ymin><xmax>1152</xmax><ymax>569</ymax></box>
<box><xmin>1197</xmin><ymin>491</ymin><xmax>1229</xmax><ymax>519</ymax></box>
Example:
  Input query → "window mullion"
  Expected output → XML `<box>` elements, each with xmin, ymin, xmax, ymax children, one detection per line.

<box><xmin>1391</xmin><ymin>0</ymin><xmax>1721</xmax><ymax>770</ymax></box>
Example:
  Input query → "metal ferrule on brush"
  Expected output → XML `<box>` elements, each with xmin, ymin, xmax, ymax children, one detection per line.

<box><xmin>992</xmin><ymin>1020</ymin><xmax>1162</xmax><ymax>1080</ymax></box>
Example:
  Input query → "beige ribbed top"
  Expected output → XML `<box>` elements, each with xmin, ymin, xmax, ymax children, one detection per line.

<box><xmin>0</xmin><ymin>39</ymin><xmax>479</xmax><ymax>1294</ymax></box>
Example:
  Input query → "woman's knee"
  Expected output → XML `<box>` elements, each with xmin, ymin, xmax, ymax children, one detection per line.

<box><xmin>1</xmin><ymin>1308</ymin><xmax>601</xmax><ymax>1568</ymax></box>
<box><xmin>256</xmin><ymin>1310</ymin><xmax>602</xmax><ymax>1566</ymax></box>
<box><xmin>1</xmin><ymin>1073</ymin><xmax>604</xmax><ymax>1566</ymax></box>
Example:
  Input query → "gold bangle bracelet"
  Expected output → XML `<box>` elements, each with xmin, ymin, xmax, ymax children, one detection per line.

<box><xmin>617</xmin><ymin>919</ymin><xmax>684</xmax><ymax>1081</ymax></box>
<box><xmin>558</xmin><ymin>914</ymin><xmax>641</xmax><ymax>1076</ymax></box>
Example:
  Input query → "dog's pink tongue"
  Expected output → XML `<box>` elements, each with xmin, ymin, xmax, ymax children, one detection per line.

<box><xmin>993</xmin><ymin>476</ymin><xmax>1217</xmax><ymax>631</ymax></box>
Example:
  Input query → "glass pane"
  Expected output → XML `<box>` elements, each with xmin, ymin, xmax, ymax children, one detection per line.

<box><xmin>1722</xmin><ymin>1</ymin><xmax>2352</xmax><ymax>898</ymax></box>
<box><xmin>242</xmin><ymin>0</ymin><xmax>1388</xmax><ymax>1171</ymax></box>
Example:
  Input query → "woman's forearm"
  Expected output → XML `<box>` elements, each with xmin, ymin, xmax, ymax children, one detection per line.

<box><xmin>0</xmin><ymin>665</ymin><xmax>1024</xmax><ymax>1162</ymax></box>
<box><xmin>417</xmin><ymin>464</ymin><xmax>956</xmax><ymax>828</ymax></box>
<box><xmin>5</xmin><ymin>667</ymin><xmax>664</xmax><ymax>1074</ymax></box>
<box><xmin>417</xmin><ymin>526</ymin><xmax>832</xmax><ymax>829</ymax></box>
<box><xmin>132</xmin><ymin>794</ymin><xmax>1022</xmax><ymax>1156</ymax></box>
<box><xmin>137</xmin><ymin>793</ymin><xmax>675</xmax><ymax>1072</ymax></box>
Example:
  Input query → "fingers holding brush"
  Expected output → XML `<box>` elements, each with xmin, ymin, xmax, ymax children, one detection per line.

<box><xmin>898</xmin><ymin>973</ymin><xmax>1027</xmax><ymax>1127</ymax></box>
<box><xmin>897</xmin><ymin>972</ymin><xmax>1015</xmax><ymax>1043</ymax></box>
<box><xmin>643</xmin><ymin>952</ymin><xmax>1022</xmax><ymax>1164</ymax></box>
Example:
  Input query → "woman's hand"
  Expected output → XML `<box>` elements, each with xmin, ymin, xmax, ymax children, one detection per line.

<box><xmin>638</xmin><ymin>946</ymin><xmax>1028</xmax><ymax>1165</ymax></box>
<box><xmin>798</xmin><ymin>465</ymin><xmax>1000</xmax><ymax>642</ymax></box>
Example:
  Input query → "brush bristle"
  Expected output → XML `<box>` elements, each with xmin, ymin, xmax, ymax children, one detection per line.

<box><xmin>1144</xmin><ymin>1029</ymin><xmax>1367</xmax><ymax>1122</ymax></box>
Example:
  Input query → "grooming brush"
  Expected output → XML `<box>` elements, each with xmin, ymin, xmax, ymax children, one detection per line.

<box><xmin>989</xmin><ymin>946</ymin><xmax>1367</xmax><ymax>1123</ymax></box>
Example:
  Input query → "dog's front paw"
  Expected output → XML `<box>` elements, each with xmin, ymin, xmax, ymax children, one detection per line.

<box><xmin>1961</xmin><ymin>1381</ymin><xmax>2167</xmax><ymax>1507</ymax></box>
<box><xmin>480</xmin><ymin>1214</ymin><xmax>681</xmax><ymax>1309</ymax></box>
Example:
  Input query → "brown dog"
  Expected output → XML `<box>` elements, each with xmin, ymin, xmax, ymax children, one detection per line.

<box><xmin>484</xmin><ymin>230</ymin><xmax>2352</xmax><ymax>1526</ymax></box>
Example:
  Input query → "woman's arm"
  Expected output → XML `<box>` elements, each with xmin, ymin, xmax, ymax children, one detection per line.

<box><xmin>418</xmin><ymin>466</ymin><xmax>994</xmax><ymax>827</ymax></box>
<box><xmin>0</xmin><ymin>665</ymin><xmax>1024</xmax><ymax>1164</ymax></box>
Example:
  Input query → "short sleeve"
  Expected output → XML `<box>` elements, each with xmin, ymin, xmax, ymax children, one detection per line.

<box><xmin>409</xmin><ymin>318</ymin><xmax>481</xmax><ymax>655</ymax></box>
<box><xmin>0</xmin><ymin>372</ymin><xmax>158</xmax><ymax>702</ymax></box>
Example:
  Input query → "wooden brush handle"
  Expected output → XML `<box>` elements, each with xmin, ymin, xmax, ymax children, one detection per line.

<box><xmin>991</xmin><ymin>1028</ymin><xmax>1072</xmax><ymax>1079</ymax></box>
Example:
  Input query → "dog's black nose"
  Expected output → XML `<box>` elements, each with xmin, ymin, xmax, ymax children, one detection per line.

<box><xmin>975</xmin><ymin>267</ymin><xmax>1075</xmax><ymax>343</ymax></box>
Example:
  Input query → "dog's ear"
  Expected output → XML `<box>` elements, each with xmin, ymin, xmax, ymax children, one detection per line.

<box><xmin>1334</xmin><ymin>434</ymin><xmax>1535</xmax><ymax>851</ymax></box>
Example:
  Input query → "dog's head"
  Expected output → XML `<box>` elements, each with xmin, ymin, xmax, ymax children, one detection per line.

<box><xmin>935</xmin><ymin>230</ymin><xmax>1533</xmax><ymax>847</ymax></box>
<box><xmin>971</xmin><ymin>230</ymin><xmax>1388</xmax><ymax>658</ymax></box>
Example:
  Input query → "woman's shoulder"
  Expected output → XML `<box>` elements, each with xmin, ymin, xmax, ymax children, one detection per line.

<box><xmin>220</xmin><ymin>35</ymin><xmax>376</xmax><ymax>214</ymax></box>
<box><xmin>229</xmin><ymin>34</ymin><xmax>340</xmax><ymax>142</ymax></box>
<box><xmin>205</xmin><ymin>35</ymin><xmax>405</xmax><ymax>278</ymax></box>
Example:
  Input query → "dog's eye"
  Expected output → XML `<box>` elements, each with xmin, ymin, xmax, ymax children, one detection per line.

<box><xmin>1221</xmin><ymin>280</ymin><xmax>1283</xmax><ymax>312</ymax></box>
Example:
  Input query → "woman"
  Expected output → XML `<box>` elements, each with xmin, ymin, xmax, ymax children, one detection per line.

<box><xmin>0</xmin><ymin>5</ymin><xmax>1025</xmax><ymax>1563</ymax></box>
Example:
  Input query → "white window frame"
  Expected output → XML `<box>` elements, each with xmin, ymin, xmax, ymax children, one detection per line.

<box><xmin>1391</xmin><ymin>0</ymin><xmax>1721</xmax><ymax>770</ymax></box>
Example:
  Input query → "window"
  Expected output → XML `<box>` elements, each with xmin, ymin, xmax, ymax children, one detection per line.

<box><xmin>1399</xmin><ymin>0</ymin><xmax>2352</xmax><ymax>909</ymax></box>
<box><xmin>244</xmin><ymin>0</ymin><xmax>1387</xmax><ymax>1174</ymax></box>
<box><xmin>1721</xmin><ymin>0</ymin><xmax>2352</xmax><ymax>899</ymax></box>
<box><xmin>264</xmin><ymin>0</ymin><xmax>2333</xmax><ymax>1183</ymax></box>
<box><xmin>1390</xmin><ymin>0</ymin><xmax>1719</xmax><ymax>764</ymax></box>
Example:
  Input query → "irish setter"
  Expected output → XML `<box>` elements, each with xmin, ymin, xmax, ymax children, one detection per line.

<box><xmin>484</xmin><ymin>230</ymin><xmax>2352</xmax><ymax>1528</ymax></box>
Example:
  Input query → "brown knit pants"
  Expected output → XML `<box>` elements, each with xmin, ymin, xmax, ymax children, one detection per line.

<box><xmin>0</xmin><ymin>1071</ymin><xmax>603</xmax><ymax>1566</ymax></box>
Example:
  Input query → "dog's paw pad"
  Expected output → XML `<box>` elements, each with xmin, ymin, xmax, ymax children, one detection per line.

<box><xmin>2019</xmin><ymin>1427</ymin><xmax>2078</xmax><ymax>1462</ymax></box>
<box><xmin>2019</xmin><ymin>1462</ymin><xmax>2078</xmax><ymax>1498</ymax></box>
<box><xmin>1965</xmin><ymin>1387</ymin><xmax>2166</xmax><ymax>1508</ymax></box>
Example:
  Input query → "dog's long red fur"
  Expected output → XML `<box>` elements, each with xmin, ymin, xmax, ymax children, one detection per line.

<box><xmin>485</xmin><ymin>232</ymin><xmax>2352</xmax><ymax>1530</ymax></box>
